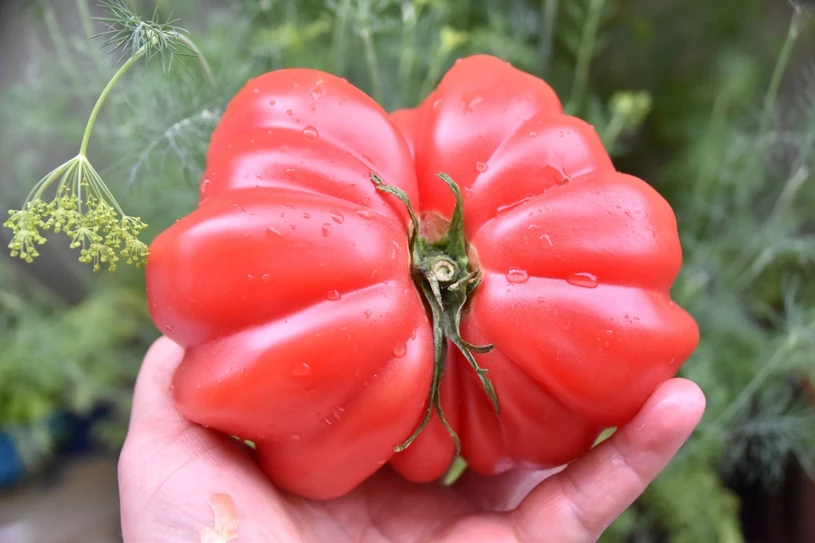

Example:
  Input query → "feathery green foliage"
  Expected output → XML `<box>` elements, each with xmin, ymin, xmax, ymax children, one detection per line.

<box><xmin>0</xmin><ymin>1</ymin><xmax>813</xmax><ymax>540</ymax></box>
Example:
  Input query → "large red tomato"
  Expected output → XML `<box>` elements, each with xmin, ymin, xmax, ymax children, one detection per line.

<box><xmin>145</xmin><ymin>55</ymin><xmax>699</xmax><ymax>500</ymax></box>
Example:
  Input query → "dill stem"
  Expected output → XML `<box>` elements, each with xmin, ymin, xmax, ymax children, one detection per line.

<box><xmin>76</xmin><ymin>0</ymin><xmax>107</xmax><ymax>77</ymax></box>
<box><xmin>398</xmin><ymin>1</ymin><xmax>420</xmax><ymax>106</ymax></box>
<box><xmin>332</xmin><ymin>0</ymin><xmax>353</xmax><ymax>74</ymax></box>
<box><xmin>716</xmin><ymin>347</ymin><xmax>785</xmax><ymax>427</ymax></box>
<box><xmin>361</xmin><ymin>27</ymin><xmax>383</xmax><ymax>104</ymax></box>
<box><xmin>419</xmin><ymin>42</ymin><xmax>449</xmax><ymax>100</ymax></box>
<box><xmin>689</xmin><ymin>87</ymin><xmax>731</xmax><ymax>237</ymax></box>
<box><xmin>602</xmin><ymin>110</ymin><xmax>625</xmax><ymax>152</ymax></box>
<box><xmin>759</xmin><ymin>8</ymin><xmax>802</xmax><ymax>135</ymax></box>
<box><xmin>539</xmin><ymin>0</ymin><xmax>559</xmax><ymax>78</ymax></box>
<box><xmin>79</xmin><ymin>48</ymin><xmax>147</xmax><ymax>157</ymax></box>
<box><xmin>175</xmin><ymin>33</ymin><xmax>216</xmax><ymax>88</ymax></box>
<box><xmin>42</xmin><ymin>4</ymin><xmax>87</xmax><ymax>106</ymax></box>
<box><xmin>567</xmin><ymin>0</ymin><xmax>605</xmax><ymax>114</ymax></box>
<box><xmin>76</xmin><ymin>0</ymin><xmax>95</xmax><ymax>40</ymax></box>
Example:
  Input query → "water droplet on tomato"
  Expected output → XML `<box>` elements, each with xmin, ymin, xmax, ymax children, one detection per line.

<box><xmin>290</xmin><ymin>224</ymin><xmax>297</xmax><ymax>230</ymax></box>
<box><xmin>393</xmin><ymin>343</ymin><xmax>407</xmax><ymax>358</ymax></box>
<box><xmin>332</xmin><ymin>406</ymin><xmax>345</xmax><ymax>421</ymax></box>
<box><xmin>475</xmin><ymin>161</ymin><xmax>488</xmax><ymax>173</ymax></box>
<box><xmin>291</xmin><ymin>362</ymin><xmax>312</xmax><ymax>376</ymax></box>
<box><xmin>290</xmin><ymin>433</ymin><xmax>301</xmax><ymax>440</ymax></box>
<box><xmin>164</xmin><ymin>324</ymin><xmax>174</xmax><ymax>332</ymax></box>
<box><xmin>330</xmin><ymin>210</ymin><xmax>345</xmax><ymax>224</ymax></box>
<box><xmin>364</xmin><ymin>309</ymin><xmax>372</xmax><ymax>319</ymax></box>
<box><xmin>326</xmin><ymin>289</ymin><xmax>341</xmax><ymax>300</ymax></box>
<box><xmin>262</xmin><ymin>274</ymin><xmax>271</xmax><ymax>282</ymax></box>
<box><xmin>537</xmin><ymin>296</ymin><xmax>545</xmax><ymax>303</ymax></box>
<box><xmin>497</xmin><ymin>194</ymin><xmax>536</xmax><ymax>215</ymax></box>
<box><xmin>433</xmin><ymin>98</ymin><xmax>443</xmax><ymax>110</ymax></box>
<box><xmin>541</xmin><ymin>233</ymin><xmax>553</xmax><ymax>246</ymax></box>
<box><xmin>529</xmin><ymin>131</ymin><xmax>538</xmax><ymax>137</ymax></box>
<box><xmin>269</xmin><ymin>99</ymin><xmax>276</xmax><ymax>105</ymax></box>
<box><xmin>566</xmin><ymin>272</ymin><xmax>598</xmax><ymax>288</ymax></box>
<box><xmin>302</xmin><ymin>126</ymin><xmax>318</xmax><ymax>140</ymax></box>
<box><xmin>506</xmin><ymin>268</ymin><xmax>529</xmax><ymax>284</ymax></box>
<box><xmin>302</xmin><ymin>212</ymin><xmax>311</xmax><ymax>219</ymax></box>
<box><xmin>355</xmin><ymin>209</ymin><xmax>372</xmax><ymax>219</ymax></box>
<box><xmin>286</xmin><ymin>109</ymin><xmax>293</xmax><ymax>116</ymax></box>
<box><xmin>266</xmin><ymin>226</ymin><xmax>282</xmax><ymax>239</ymax></box>
<box><xmin>322</xmin><ymin>223</ymin><xmax>332</xmax><ymax>237</ymax></box>
<box><xmin>200</xmin><ymin>179</ymin><xmax>210</xmax><ymax>195</ymax></box>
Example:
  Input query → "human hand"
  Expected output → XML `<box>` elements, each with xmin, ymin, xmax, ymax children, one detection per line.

<box><xmin>118</xmin><ymin>337</ymin><xmax>705</xmax><ymax>542</ymax></box>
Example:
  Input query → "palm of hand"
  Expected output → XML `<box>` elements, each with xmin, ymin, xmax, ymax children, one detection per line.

<box><xmin>118</xmin><ymin>338</ymin><xmax>704</xmax><ymax>543</ymax></box>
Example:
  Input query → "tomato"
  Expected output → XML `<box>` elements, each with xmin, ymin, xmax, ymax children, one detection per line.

<box><xmin>390</xmin><ymin>55</ymin><xmax>699</xmax><ymax>477</ymax></box>
<box><xmin>145</xmin><ymin>55</ymin><xmax>699</xmax><ymax>500</ymax></box>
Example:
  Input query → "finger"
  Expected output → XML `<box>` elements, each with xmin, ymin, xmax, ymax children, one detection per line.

<box><xmin>454</xmin><ymin>466</ymin><xmax>565</xmax><ymax>512</ymax></box>
<box><xmin>127</xmin><ymin>335</ymin><xmax>187</xmax><ymax>433</ymax></box>
<box><xmin>120</xmin><ymin>337</ymin><xmax>303</xmax><ymax>542</ymax></box>
<box><xmin>511</xmin><ymin>378</ymin><xmax>705</xmax><ymax>542</ymax></box>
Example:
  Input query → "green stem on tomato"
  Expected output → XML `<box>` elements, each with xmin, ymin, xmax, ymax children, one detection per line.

<box><xmin>758</xmin><ymin>7</ymin><xmax>803</xmax><ymax>136</ymax></box>
<box><xmin>567</xmin><ymin>0</ymin><xmax>605</xmax><ymax>115</ymax></box>
<box><xmin>79</xmin><ymin>48</ymin><xmax>146</xmax><ymax>157</ymax></box>
<box><xmin>371</xmin><ymin>172</ymin><xmax>499</xmax><ymax>455</ymax></box>
<box><xmin>443</xmin><ymin>456</ymin><xmax>469</xmax><ymax>486</ymax></box>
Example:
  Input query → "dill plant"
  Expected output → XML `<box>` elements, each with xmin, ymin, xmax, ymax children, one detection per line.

<box><xmin>0</xmin><ymin>1</ymin><xmax>813</xmax><ymax>541</ymax></box>
<box><xmin>3</xmin><ymin>0</ymin><xmax>212</xmax><ymax>271</ymax></box>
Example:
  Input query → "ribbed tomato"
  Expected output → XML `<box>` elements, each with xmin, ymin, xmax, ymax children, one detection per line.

<box><xmin>145</xmin><ymin>55</ymin><xmax>699</xmax><ymax>500</ymax></box>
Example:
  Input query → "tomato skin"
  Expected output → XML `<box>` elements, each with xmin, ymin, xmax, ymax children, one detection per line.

<box><xmin>146</xmin><ymin>55</ymin><xmax>699</xmax><ymax>498</ymax></box>
<box><xmin>146</xmin><ymin>70</ymin><xmax>436</xmax><ymax>499</ymax></box>
<box><xmin>392</xmin><ymin>55</ymin><xmax>699</xmax><ymax>474</ymax></box>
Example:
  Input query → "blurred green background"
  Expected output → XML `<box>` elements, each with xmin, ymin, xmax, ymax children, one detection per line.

<box><xmin>0</xmin><ymin>0</ymin><xmax>814</xmax><ymax>541</ymax></box>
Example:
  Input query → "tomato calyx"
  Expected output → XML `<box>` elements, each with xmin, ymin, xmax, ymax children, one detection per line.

<box><xmin>371</xmin><ymin>172</ymin><xmax>500</xmax><ymax>455</ymax></box>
